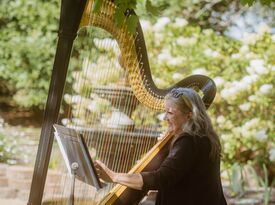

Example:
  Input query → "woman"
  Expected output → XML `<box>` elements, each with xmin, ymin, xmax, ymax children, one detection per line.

<box><xmin>95</xmin><ymin>87</ymin><xmax>227</xmax><ymax>205</ymax></box>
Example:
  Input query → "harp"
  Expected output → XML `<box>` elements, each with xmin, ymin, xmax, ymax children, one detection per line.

<box><xmin>27</xmin><ymin>0</ymin><xmax>216</xmax><ymax>204</ymax></box>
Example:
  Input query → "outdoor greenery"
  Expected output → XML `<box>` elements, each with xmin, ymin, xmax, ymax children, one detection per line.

<box><xmin>0</xmin><ymin>0</ymin><xmax>59</xmax><ymax>108</ymax></box>
<box><xmin>0</xmin><ymin>115</ymin><xmax>42</xmax><ymax>166</ymax></box>
<box><xmin>0</xmin><ymin>132</ymin><xmax>15</xmax><ymax>164</ymax></box>
<box><xmin>0</xmin><ymin>131</ymin><xmax>30</xmax><ymax>165</ymax></box>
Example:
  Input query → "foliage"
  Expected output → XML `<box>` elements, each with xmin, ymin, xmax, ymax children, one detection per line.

<box><xmin>0</xmin><ymin>131</ymin><xmax>24</xmax><ymax>164</ymax></box>
<box><xmin>0</xmin><ymin>118</ymin><xmax>37</xmax><ymax>165</ymax></box>
<box><xmin>0</xmin><ymin>0</ymin><xmax>59</xmax><ymax>108</ymax></box>
<box><xmin>226</xmin><ymin>163</ymin><xmax>275</xmax><ymax>204</ymax></box>
<box><xmin>227</xmin><ymin>163</ymin><xmax>245</xmax><ymax>196</ymax></box>
<box><xmin>132</xmin><ymin>0</ymin><xmax>275</xmax><ymax>33</ymax></box>
<box><xmin>259</xmin><ymin>164</ymin><xmax>275</xmax><ymax>205</ymax></box>
<box><xmin>0</xmin><ymin>132</ymin><xmax>15</xmax><ymax>163</ymax></box>
<box><xmin>138</xmin><ymin>0</ymin><xmax>232</xmax><ymax>27</ymax></box>
<box><xmin>241</xmin><ymin>0</ymin><xmax>275</xmax><ymax>6</ymax></box>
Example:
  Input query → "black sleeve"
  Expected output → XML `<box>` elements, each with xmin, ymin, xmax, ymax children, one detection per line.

<box><xmin>141</xmin><ymin>136</ymin><xmax>197</xmax><ymax>191</ymax></box>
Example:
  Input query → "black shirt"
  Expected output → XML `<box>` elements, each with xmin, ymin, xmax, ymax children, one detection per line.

<box><xmin>141</xmin><ymin>133</ymin><xmax>227</xmax><ymax>205</ymax></box>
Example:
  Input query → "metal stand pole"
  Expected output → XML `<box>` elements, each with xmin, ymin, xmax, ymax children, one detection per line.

<box><xmin>69</xmin><ymin>162</ymin><xmax>79</xmax><ymax>205</ymax></box>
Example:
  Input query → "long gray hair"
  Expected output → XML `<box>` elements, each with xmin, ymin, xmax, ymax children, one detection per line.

<box><xmin>165</xmin><ymin>87</ymin><xmax>221</xmax><ymax>161</ymax></box>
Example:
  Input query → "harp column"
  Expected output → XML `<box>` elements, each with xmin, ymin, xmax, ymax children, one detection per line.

<box><xmin>27</xmin><ymin>0</ymin><xmax>87</xmax><ymax>204</ymax></box>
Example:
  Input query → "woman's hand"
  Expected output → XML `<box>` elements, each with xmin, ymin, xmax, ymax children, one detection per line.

<box><xmin>95</xmin><ymin>160</ymin><xmax>144</xmax><ymax>190</ymax></box>
<box><xmin>95</xmin><ymin>160</ymin><xmax>115</xmax><ymax>183</ymax></box>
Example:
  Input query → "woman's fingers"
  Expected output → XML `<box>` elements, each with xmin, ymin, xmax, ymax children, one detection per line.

<box><xmin>94</xmin><ymin>160</ymin><xmax>114</xmax><ymax>183</ymax></box>
<box><xmin>95</xmin><ymin>160</ymin><xmax>106</xmax><ymax>170</ymax></box>
<box><xmin>95</xmin><ymin>160</ymin><xmax>105</xmax><ymax>176</ymax></box>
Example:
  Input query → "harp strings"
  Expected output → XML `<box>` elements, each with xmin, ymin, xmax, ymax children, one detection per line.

<box><xmin>45</xmin><ymin>0</ymin><xmax>162</xmax><ymax>204</ymax></box>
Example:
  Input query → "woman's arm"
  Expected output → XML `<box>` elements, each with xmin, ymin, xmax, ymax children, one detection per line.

<box><xmin>95</xmin><ymin>160</ymin><xmax>144</xmax><ymax>190</ymax></box>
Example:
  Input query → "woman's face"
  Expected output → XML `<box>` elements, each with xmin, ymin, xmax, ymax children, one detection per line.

<box><xmin>164</xmin><ymin>99</ymin><xmax>190</xmax><ymax>136</ymax></box>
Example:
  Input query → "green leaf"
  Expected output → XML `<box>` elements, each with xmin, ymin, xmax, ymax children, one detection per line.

<box><xmin>145</xmin><ymin>0</ymin><xmax>160</xmax><ymax>16</ymax></box>
<box><xmin>126</xmin><ymin>14</ymin><xmax>138</xmax><ymax>34</ymax></box>
<box><xmin>240</xmin><ymin>0</ymin><xmax>255</xmax><ymax>6</ymax></box>
<box><xmin>92</xmin><ymin>0</ymin><xmax>102</xmax><ymax>13</ymax></box>
<box><xmin>114</xmin><ymin>7</ymin><xmax>125</xmax><ymax>27</ymax></box>
<box><xmin>128</xmin><ymin>0</ymin><xmax>137</xmax><ymax>9</ymax></box>
<box><xmin>114</xmin><ymin>0</ymin><xmax>125</xmax><ymax>5</ymax></box>
<box><xmin>260</xmin><ymin>0</ymin><xmax>273</xmax><ymax>5</ymax></box>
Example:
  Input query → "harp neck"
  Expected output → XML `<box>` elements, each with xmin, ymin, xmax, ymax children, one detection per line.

<box><xmin>79</xmin><ymin>0</ymin><xmax>216</xmax><ymax>111</ymax></box>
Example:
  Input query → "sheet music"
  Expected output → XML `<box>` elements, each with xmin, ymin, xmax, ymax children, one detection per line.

<box><xmin>53</xmin><ymin>124</ymin><xmax>102</xmax><ymax>190</ymax></box>
<box><xmin>54</xmin><ymin>131</ymin><xmax>72</xmax><ymax>175</ymax></box>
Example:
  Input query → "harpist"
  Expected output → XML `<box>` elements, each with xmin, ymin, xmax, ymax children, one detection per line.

<box><xmin>96</xmin><ymin>88</ymin><xmax>228</xmax><ymax>205</ymax></box>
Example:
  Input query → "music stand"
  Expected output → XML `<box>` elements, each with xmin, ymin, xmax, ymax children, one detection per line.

<box><xmin>53</xmin><ymin>124</ymin><xmax>102</xmax><ymax>205</ymax></box>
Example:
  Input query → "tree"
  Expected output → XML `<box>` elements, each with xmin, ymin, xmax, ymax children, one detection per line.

<box><xmin>0</xmin><ymin>0</ymin><xmax>59</xmax><ymax>108</ymax></box>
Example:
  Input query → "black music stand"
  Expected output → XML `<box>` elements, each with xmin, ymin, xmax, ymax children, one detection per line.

<box><xmin>53</xmin><ymin>124</ymin><xmax>102</xmax><ymax>205</ymax></box>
